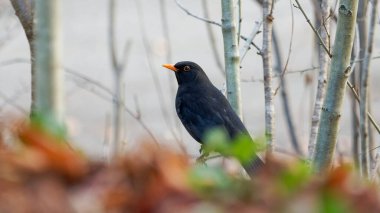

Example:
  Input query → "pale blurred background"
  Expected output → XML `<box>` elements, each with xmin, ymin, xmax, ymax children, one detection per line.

<box><xmin>0</xmin><ymin>0</ymin><xmax>379</xmax><ymax>158</ymax></box>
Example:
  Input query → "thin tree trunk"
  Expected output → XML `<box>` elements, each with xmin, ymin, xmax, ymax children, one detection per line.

<box><xmin>159</xmin><ymin>0</ymin><xmax>184</xmax><ymax>145</ymax></box>
<box><xmin>221</xmin><ymin>0</ymin><xmax>242</xmax><ymax>118</ymax></box>
<box><xmin>10</xmin><ymin>0</ymin><xmax>36</xmax><ymax>113</ymax></box>
<box><xmin>272</xmin><ymin>28</ymin><xmax>301</xmax><ymax>155</ymax></box>
<box><xmin>109</xmin><ymin>0</ymin><xmax>126</xmax><ymax>159</ymax></box>
<box><xmin>359</xmin><ymin>0</ymin><xmax>377</xmax><ymax>177</ymax></box>
<box><xmin>351</xmin><ymin>71</ymin><xmax>360</xmax><ymax>167</ymax></box>
<box><xmin>309</xmin><ymin>0</ymin><xmax>331</xmax><ymax>159</ymax></box>
<box><xmin>350</xmin><ymin>31</ymin><xmax>360</xmax><ymax>169</ymax></box>
<box><xmin>313</xmin><ymin>0</ymin><xmax>359</xmax><ymax>173</ymax></box>
<box><xmin>356</xmin><ymin>0</ymin><xmax>369</xmax><ymax>176</ymax></box>
<box><xmin>262</xmin><ymin>0</ymin><xmax>275</xmax><ymax>153</ymax></box>
<box><xmin>34</xmin><ymin>0</ymin><xmax>64</xmax><ymax>125</ymax></box>
<box><xmin>368</xmin><ymin>93</ymin><xmax>375</xmax><ymax>163</ymax></box>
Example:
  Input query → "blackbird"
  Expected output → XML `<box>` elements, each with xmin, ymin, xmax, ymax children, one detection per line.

<box><xmin>162</xmin><ymin>61</ymin><xmax>264</xmax><ymax>176</ymax></box>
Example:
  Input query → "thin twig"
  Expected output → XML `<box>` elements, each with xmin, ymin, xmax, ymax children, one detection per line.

<box><xmin>293</xmin><ymin>0</ymin><xmax>332</xmax><ymax>58</ymax></box>
<box><xmin>237</xmin><ymin>0</ymin><xmax>242</xmax><ymax>45</ymax></box>
<box><xmin>174</xmin><ymin>0</ymin><xmax>261</xmax><ymax>52</ymax></box>
<box><xmin>242</xmin><ymin>66</ymin><xmax>320</xmax><ymax>83</ymax></box>
<box><xmin>201</xmin><ymin>0</ymin><xmax>225</xmax><ymax>75</ymax></box>
<box><xmin>0</xmin><ymin>91</ymin><xmax>27</xmax><ymax>113</ymax></box>
<box><xmin>159</xmin><ymin>0</ymin><xmax>184</xmax><ymax>146</ymax></box>
<box><xmin>102</xmin><ymin>114</ymin><xmax>111</xmax><ymax>161</ymax></box>
<box><xmin>64</xmin><ymin>67</ymin><xmax>160</xmax><ymax>144</ymax></box>
<box><xmin>274</xmin><ymin>0</ymin><xmax>294</xmax><ymax>95</ymax></box>
<box><xmin>347</xmin><ymin>81</ymin><xmax>380</xmax><ymax>134</ymax></box>
<box><xmin>272</xmin><ymin>26</ymin><xmax>301</xmax><ymax>155</ymax></box>
<box><xmin>293</xmin><ymin>1</ymin><xmax>380</xmax><ymax>137</ymax></box>
<box><xmin>239</xmin><ymin>21</ymin><xmax>262</xmax><ymax>64</ymax></box>
<box><xmin>175</xmin><ymin>0</ymin><xmax>221</xmax><ymax>27</ymax></box>
<box><xmin>135</xmin><ymin>0</ymin><xmax>181</xmax><ymax>143</ymax></box>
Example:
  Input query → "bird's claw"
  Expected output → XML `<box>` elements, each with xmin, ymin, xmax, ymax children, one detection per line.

<box><xmin>196</xmin><ymin>152</ymin><xmax>210</xmax><ymax>164</ymax></box>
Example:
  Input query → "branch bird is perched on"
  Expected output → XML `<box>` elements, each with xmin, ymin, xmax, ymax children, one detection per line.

<box><xmin>162</xmin><ymin>61</ymin><xmax>264</xmax><ymax>176</ymax></box>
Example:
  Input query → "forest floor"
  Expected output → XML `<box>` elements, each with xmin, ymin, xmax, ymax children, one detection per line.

<box><xmin>1</xmin><ymin>121</ymin><xmax>380</xmax><ymax>213</ymax></box>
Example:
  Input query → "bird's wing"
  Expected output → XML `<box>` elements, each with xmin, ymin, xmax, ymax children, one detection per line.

<box><xmin>209</xmin><ymin>91</ymin><xmax>250</xmax><ymax>138</ymax></box>
<box><xmin>176</xmin><ymin>87</ymin><xmax>249</xmax><ymax>142</ymax></box>
<box><xmin>176</xmin><ymin>95</ymin><xmax>226</xmax><ymax>143</ymax></box>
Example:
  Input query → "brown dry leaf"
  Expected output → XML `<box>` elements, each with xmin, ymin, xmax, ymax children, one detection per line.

<box><xmin>6</xmin><ymin>147</ymin><xmax>49</xmax><ymax>174</ymax></box>
<box><xmin>99</xmin><ymin>143</ymin><xmax>196</xmax><ymax>212</ymax></box>
<box><xmin>324</xmin><ymin>165</ymin><xmax>352</xmax><ymax>190</ymax></box>
<box><xmin>17</xmin><ymin>124</ymin><xmax>88</xmax><ymax>180</ymax></box>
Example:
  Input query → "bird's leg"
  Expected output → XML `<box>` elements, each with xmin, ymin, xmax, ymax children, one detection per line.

<box><xmin>196</xmin><ymin>145</ymin><xmax>210</xmax><ymax>164</ymax></box>
<box><xmin>196</xmin><ymin>152</ymin><xmax>210</xmax><ymax>164</ymax></box>
<box><xmin>199</xmin><ymin>144</ymin><xmax>204</xmax><ymax>154</ymax></box>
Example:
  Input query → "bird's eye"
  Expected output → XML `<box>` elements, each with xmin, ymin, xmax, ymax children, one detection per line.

<box><xmin>184</xmin><ymin>66</ymin><xmax>191</xmax><ymax>71</ymax></box>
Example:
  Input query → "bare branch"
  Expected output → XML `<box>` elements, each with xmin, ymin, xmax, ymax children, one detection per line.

<box><xmin>174</xmin><ymin>0</ymin><xmax>261</xmax><ymax>52</ymax></box>
<box><xmin>0</xmin><ymin>91</ymin><xmax>28</xmax><ymax>114</ymax></box>
<box><xmin>272</xmin><ymin>26</ymin><xmax>302</xmax><ymax>155</ymax></box>
<box><xmin>273</xmin><ymin>0</ymin><xmax>295</xmax><ymax>96</ymax></box>
<box><xmin>239</xmin><ymin>21</ymin><xmax>262</xmax><ymax>64</ymax></box>
<box><xmin>174</xmin><ymin>0</ymin><xmax>222</xmax><ymax>27</ymax></box>
<box><xmin>135</xmin><ymin>0</ymin><xmax>182</xmax><ymax>145</ymax></box>
<box><xmin>201</xmin><ymin>0</ymin><xmax>225</xmax><ymax>75</ymax></box>
<box><xmin>293</xmin><ymin>0</ymin><xmax>333</xmax><ymax>58</ymax></box>
<box><xmin>65</xmin><ymin>67</ymin><xmax>159</xmax><ymax>145</ymax></box>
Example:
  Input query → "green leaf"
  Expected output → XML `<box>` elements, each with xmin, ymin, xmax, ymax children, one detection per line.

<box><xmin>31</xmin><ymin>113</ymin><xmax>67</xmax><ymax>140</ymax></box>
<box><xmin>277</xmin><ymin>162</ymin><xmax>311</xmax><ymax>194</ymax></box>
<box><xmin>187</xmin><ymin>164</ymin><xmax>232</xmax><ymax>195</ymax></box>
<box><xmin>202</xmin><ymin>129</ymin><xmax>265</xmax><ymax>165</ymax></box>
<box><xmin>320</xmin><ymin>192</ymin><xmax>351</xmax><ymax>213</ymax></box>
<box><xmin>230</xmin><ymin>134</ymin><xmax>258</xmax><ymax>164</ymax></box>
<box><xmin>203</xmin><ymin>128</ymin><xmax>230</xmax><ymax>154</ymax></box>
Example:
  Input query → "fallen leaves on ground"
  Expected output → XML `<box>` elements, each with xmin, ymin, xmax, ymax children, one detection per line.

<box><xmin>0</xmin><ymin>123</ymin><xmax>379</xmax><ymax>213</ymax></box>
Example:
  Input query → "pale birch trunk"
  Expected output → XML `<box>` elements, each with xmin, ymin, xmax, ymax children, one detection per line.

<box><xmin>313</xmin><ymin>0</ymin><xmax>359</xmax><ymax>173</ymax></box>
<box><xmin>34</xmin><ymin>0</ymin><xmax>64</xmax><ymax>125</ymax></box>
<box><xmin>10</xmin><ymin>0</ymin><xmax>36</xmax><ymax>113</ymax></box>
<box><xmin>221</xmin><ymin>0</ymin><xmax>242</xmax><ymax>118</ymax></box>
<box><xmin>309</xmin><ymin>0</ymin><xmax>331</xmax><ymax>159</ymax></box>
<box><xmin>359</xmin><ymin>0</ymin><xmax>378</xmax><ymax>177</ymax></box>
<box><xmin>262</xmin><ymin>0</ymin><xmax>275</xmax><ymax>153</ymax></box>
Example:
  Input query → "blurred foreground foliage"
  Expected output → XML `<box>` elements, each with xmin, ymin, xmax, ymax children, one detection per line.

<box><xmin>0</xmin><ymin>122</ymin><xmax>380</xmax><ymax>213</ymax></box>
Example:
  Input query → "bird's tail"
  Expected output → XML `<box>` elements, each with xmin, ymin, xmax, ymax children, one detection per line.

<box><xmin>242</xmin><ymin>155</ymin><xmax>265</xmax><ymax>177</ymax></box>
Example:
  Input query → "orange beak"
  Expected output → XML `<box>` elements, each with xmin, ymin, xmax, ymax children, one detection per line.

<box><xmin>162</xmin><ymin>64</ymin><xmax>178</xmax><ymax>72</ymax></box>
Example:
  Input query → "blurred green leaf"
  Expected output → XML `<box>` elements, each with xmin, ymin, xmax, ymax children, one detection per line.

<box><xmin>188</xmin><ymin>164</ymin><xmax>232</xmax><ymax>195</ymax></box>
<box><xmin>230</xmin><ymin>134</ymin><xmax>259</xmax><ymax>164</ymax></box>
<box><xmin>203</xmin><ymin>128</ymin><xmax>229</xmax><ymax>154</ymax></box>
<box><xmin>320</xmin><ymin>192</ymin><xmax>351</xmax><ymax>213</ymax></box>
<box><xmin>187</xmin><ymin>164</ymin><xmax>254</xmax><ymax>202</ymax></box>
<box><xmin>203</xmin><ymin>128</ymin><xmax>264</xmax><ymax>165</ymax></box>
<box><xmin>31</xmin><ymin>113</ymin><xmax>67</xmax><ymax>141</ymax></box>
<box><xmin>278</xmin><ymin>162</ymin><xmax>311</xmax><ymax>194</ymax></box>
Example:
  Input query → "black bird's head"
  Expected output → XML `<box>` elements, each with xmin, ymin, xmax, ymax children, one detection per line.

<box><xmin>162</xmin><ymin>61</ymin><xmax>210</xmax><ymax>85</ymax></box>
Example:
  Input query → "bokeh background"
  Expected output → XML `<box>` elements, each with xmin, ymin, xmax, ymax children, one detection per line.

<box><xmin>0</xmin><ymin>0</ymin><xmax>379</xmax><ymax>158</ymax></box>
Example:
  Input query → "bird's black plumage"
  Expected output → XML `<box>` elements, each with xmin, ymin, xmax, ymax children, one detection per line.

<box><xmin>163</xmin><ymin>61</ymin><xmax>264</xmax><ymax>175</ymax></box>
